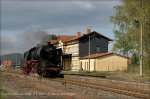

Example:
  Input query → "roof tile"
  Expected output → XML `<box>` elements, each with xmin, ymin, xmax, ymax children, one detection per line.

<box><xmin>48</xmin><ymin>31</ymin><xmax>112</xmax><ymax>44</ymax></box>
<box><xmin>64</xmin><ymin>31</ymin><xmax>112</xmax><ymax>42</ymax></box>
<box><xmin>58</xmin><ymin>36</ymin><xmax>76</xmax><ymax>42</ymax></box>
<box><xmin>81</xmin><ymin>52</ymin><xmax>113</xmax><ymax>59</ymax></box>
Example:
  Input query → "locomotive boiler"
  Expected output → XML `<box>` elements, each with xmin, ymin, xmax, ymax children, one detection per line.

<box><xmin>22</xmin><ymin>42</ymin><xmax>63</xmax><ymax>77</ymax></box>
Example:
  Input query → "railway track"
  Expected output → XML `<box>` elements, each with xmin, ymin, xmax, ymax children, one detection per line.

<box><xmin>47</xmin><ymin>78</ymin><xmax>150</xmax><ymax>99</ymax></box>
<box><xmin>1</xmin><ymin>71</ymin><xmax>150</xmax><ymax>99</ymax></box>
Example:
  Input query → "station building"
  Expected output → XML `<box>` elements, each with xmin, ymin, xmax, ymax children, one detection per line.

<box><xmin>49</xmin><ymin>29</ymin><xmax>129</xmax><ymax>72</ymax></box>
<box><xmin>1</xmin><ymin>60</ymin><xmax>12</xmax><ymax>67</ymax></box>
<box><xmin>80</xmin><ymin>52</ymin><xmax>128</xmax><ymax>71</ymax></box>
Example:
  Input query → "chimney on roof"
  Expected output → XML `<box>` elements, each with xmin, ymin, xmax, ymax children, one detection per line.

<box><xmin>86</xmin><ymin>28</ymin><xmax>91</xmax><ymax>34</ymax></box>
<box><xmin>77</xmin><ymin>32</ymin><xmax>81</xmax><ymax>37</ymax></box>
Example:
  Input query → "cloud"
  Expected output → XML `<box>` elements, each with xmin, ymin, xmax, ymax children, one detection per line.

<box><xmin>1</xmin><ymin>1</ymin><xmax>120</xmax><ymax>31</ymax></box>
<box><xmin>74</xmin><ymin>1</ymin><xmax>94</xmax><ymax>9</ymax></box>
<box><xmin>1</xmin><ymin>0</ymin><xmax>121</xmax><ymax>55</ymax></box>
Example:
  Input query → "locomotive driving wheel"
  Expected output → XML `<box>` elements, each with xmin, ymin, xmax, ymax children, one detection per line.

<box><xmin>37</xmin><ymin>67</ymin><xmax>42</xmax><ymax>75</ymax></box>
<box><xmin>36</xmin><ymin>60</ymin><xmax>47</xmax><ymax>77</ymax></box>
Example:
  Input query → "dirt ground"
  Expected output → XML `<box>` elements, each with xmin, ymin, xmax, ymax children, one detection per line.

<box><xmin>0</xmin><ymin>72</ymin><xmax>102</xmax><ymax>99</ymax></box>
<box><xmin>0</xmin><ymin>68</ymin><xmax>141</xmax><ymax>99</ymax></box>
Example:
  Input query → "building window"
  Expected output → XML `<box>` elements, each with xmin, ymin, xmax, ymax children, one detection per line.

<box><xmin>96</xmin><ymin>46</ymin><xmax>100</xmax><ymax>53</ymax></box>
<box><xmin>91</xmin><ymin>35</ymin><xmax>96</xmax><ymax>40</ymax></box>
<box><xmin>95</xmin><ymin>37</ymin><xmax>98</xmax><ymax>41</ymax></box>
<box><xmin>93</xmin><ymin>35</ymin><xmax>96</xmax><ymax>40</ymax></box>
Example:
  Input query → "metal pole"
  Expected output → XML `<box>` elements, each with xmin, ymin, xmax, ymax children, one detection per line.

<box><xmin>61</xmin><ymin>56</ymin><xmax>63</xmax><ymax>69</ymax></box>
<box><xmin>140</xmin><ymin>23</ymin><xmax>143</xmax><ymax>76</ymax></box>
<box><xmin>16</xmin><ymin>53</ymin><xmax>17</xmax><ymax>68</ymax></box>
<box><xmin>89</xmin><ymin>36</ymin><xmax>90</xmax><ymax>72</ymax></box>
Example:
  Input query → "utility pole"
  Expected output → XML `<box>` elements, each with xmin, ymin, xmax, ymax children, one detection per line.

<box><xmin>88</xmin><ymin>36</ymin><xmax>91</xmax><ymax>72</ymax></box>
<box><xmin>16</xmin><ymin>53</ymin><xmax>17</xmax><ymax>68</ymax></box>
<box><xmin>140</xmin><ymin>2</ymin><xmax>143</xmax><ymax>77</ymax></box>
<box><xmin>140</xmin><ymin>23</ymin><xmax>143</xmax><ymax>76</ymax></box>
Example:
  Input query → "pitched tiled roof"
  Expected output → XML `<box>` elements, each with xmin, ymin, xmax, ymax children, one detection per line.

<box><xmin>64</xmin><ymin>31</ymin><xmax>112</xmax><ymax>42</ymax></box>
<box><xmin>58</xmin><ymin>35</ymin><xmax>76</xmax><ymax>42</ymax></box>
<box><xmin>48</xmin><ymin>31</ymin><xmax>112</xmax><ymax>44</ymax></box>
<box><xmin>81</xmin><ymin>52</ymin><xmax>113</xmax><ymax>59</ymax></box>
<box><xmin>81</xmin><ymin>52</ymin><xmax>129</xmax><ymax>59</ymax></box>
<box><xmin>47</xmin><ymin>36</ymin><xmax>75</xmax><ymax>44</ymax></box>
<box><xmin>64</xmin><ymin>35</ymin><xmax>83</xmax><ymax>42</ymax></box>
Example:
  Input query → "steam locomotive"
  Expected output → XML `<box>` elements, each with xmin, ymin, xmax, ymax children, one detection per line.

<box><xmin>22</xmin><ymin>42</ymin><xmax>63</xmax><ymax>77</ymax></box>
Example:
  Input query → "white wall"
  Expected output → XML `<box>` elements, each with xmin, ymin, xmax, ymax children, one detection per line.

<box><xmin>71</xmin><ymin>57</ymin><xmax>80</xmax><ymax>71</ymax></box>
<box><xmin>66</xmin><ymin>44</ymin><xmax>79</xmax><ymax>56</ymax></box>
<box><xmin>80</xmin><ymin>59</ymin><xmax>95</xmax><ymax>71</ymax></box>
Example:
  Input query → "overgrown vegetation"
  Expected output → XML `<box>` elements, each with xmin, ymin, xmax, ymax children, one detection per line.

<box><xmin>61</xmin><ymin>69</ymin><xmax>150</xmax><ymax>82</ymax></box>
<box><xmin>41</xmin><ymin>34</ymin><xmax>58</xmax><ymax>42</ymax></box>
<box><xmin>0</xmin><ymin>89</ymin><xmax>8</xmax><ymax>99</ymax></box>
<box><xmin>110</xmin><ymin>0</ymin><xmax>150</xmax><ymax>74</ymax></box>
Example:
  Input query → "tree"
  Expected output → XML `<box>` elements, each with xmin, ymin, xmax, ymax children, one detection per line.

<box><xmin>111</xmin><ymin>0</ymin><xmax>150</xmax><ymax>72</ymax></box>
<box><xmin>131</xmin><ymin>52</ymin><xmax>139</xmax><ymax>65</ymax></box>
<box><xmin>112</xmin><ymin>30</ymin><xmax>132</xmax><ymax>56</ymax></box>
<box><xmin>41</xmin><ymin>34</ymin><xmax>58</xmax><ymax>42</ymax></box>
<box><xmin>50</xmin><ymin>34</ymin><xmax>58</xmax><ymax>40</ymax></box>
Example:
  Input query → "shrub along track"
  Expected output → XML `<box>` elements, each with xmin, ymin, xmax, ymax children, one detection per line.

<box><xmin>1</xmin><ymin>71</ymin><xmax>150</xmax><ymax>99</ymax></box>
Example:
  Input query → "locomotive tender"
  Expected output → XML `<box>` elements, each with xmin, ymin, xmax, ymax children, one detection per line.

<box><xmin>22</xmin><ymin>42</ymin><xmax>63</xmax><ymax>77</ymax></box>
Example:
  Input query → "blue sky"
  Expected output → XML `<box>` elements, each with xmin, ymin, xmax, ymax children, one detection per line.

<box><xmin>1</xmin><ymin>0</ymin><xmax>121</xmax><ymax>55</ymax></box>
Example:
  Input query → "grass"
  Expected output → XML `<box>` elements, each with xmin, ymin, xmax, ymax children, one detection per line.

<box><xmin>61</xmin><ymin>70</ymin><xmax>150</xmax><ymax>82</ymax></box>
<box><xmin>0</xmin><ymin>89</ymin><xmax>8</xmax><ymax>99</ymax></box>
<box><xmin>62</xmin><ymin>71</ymin><xmax>111</xmax><ymax>77</ymax></box>
<box><xmin>0</xmin><ymin>67</ymin><xmax>22</xmax><ymax>74</ymax></box>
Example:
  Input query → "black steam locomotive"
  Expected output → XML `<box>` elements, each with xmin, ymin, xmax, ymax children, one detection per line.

<box><xmin>22</xmin><ymin>42</ymin><xmax>63</xmax><ymax>77</ymax></box>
